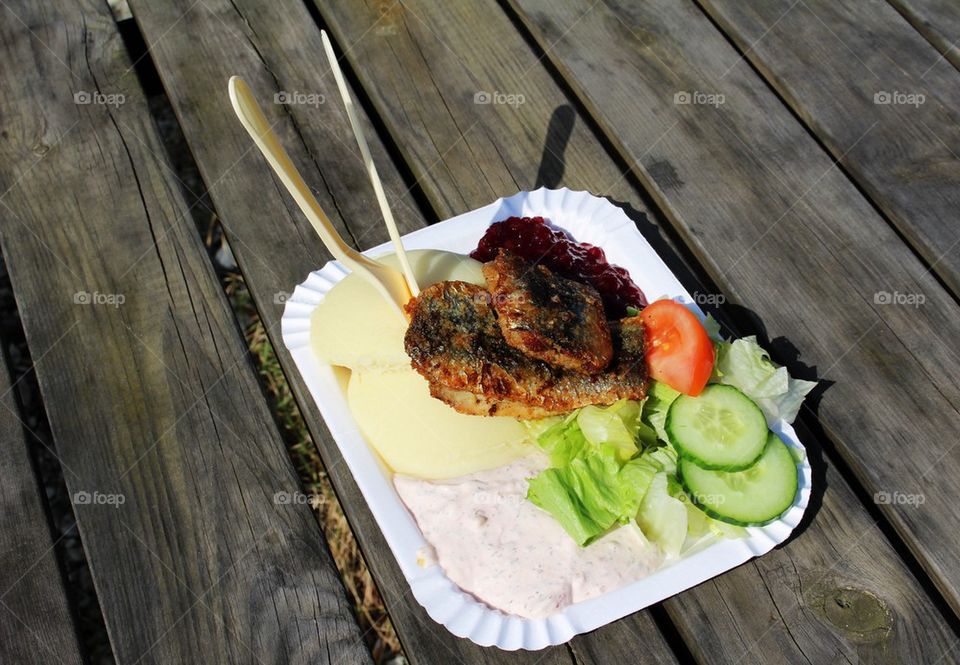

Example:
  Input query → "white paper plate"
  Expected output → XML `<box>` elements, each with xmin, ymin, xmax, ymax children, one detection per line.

<box><xmin>280</xmin><ymin>188</ymin><xmax>812</xmax><ymax>650</ymax></box>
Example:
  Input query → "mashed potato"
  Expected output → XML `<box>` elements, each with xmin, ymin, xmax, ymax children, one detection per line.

<box><xmin>348</xmin><ymin>367</ymin><xmax>531</xmax><ymax>479</ymax></box>
<box><xmin>311</xmin><ymin>250</ymin><xmax>485</xmax><ymax>370</ymax></box>
<box><xmin>311</xmin><ymin>249</ymin><xmax>532</xmax><ymax>478</ymax></box>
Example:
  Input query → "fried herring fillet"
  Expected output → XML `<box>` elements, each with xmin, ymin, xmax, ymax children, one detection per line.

<box><xmin>482</xmin><ymin>250</ymin><xmax>613</xmax><ymax>373</ymax></box>
<box><xmin>404</xmin><ymin>281</ymin><xmax>647</xmax><ymax>418</ymax></box>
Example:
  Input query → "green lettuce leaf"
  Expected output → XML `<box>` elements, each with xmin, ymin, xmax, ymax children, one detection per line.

<box><xmin>534</xmin><ymin>414</ymin><xmax>585</xmax><ymax>466</ymax></box>
<box><xmin>577</xmin><ymin>399</ymin><xmax>642</xmax><ymax>461</ymax></box>
<box><xmin>713</xmin><ymin>336</ymin><xmax>816</xmax><ymax>425</ymax></box>
<box><xmin>645</xmin><ymin>442</ymin><xmax>678</xmax><ymax>475</ymax></box>
<box><xmin>641</xmin><ymin>381</ymin><xmax>681</xmax><ymax>443</ymax></box>
<box><xmin>679</xmin><ymin>491</ymin><xmax>710</xmax><ymax>539</ymax></box>
<box><xmin>526</xmin><ymin>400</ymin><xmax>660</xmax><ymax>545</ymax></box>
<box><xmin>527</xmin><ymin>468</ymin><xmax>606</xmax><ymax>545</ymax></box>
<box><xmin>525</xmin><ymin>394</ymin><xmax>751</xmax><ymax>550</ymax></box>
<box><xmin>527</xmin><ymin>444</ymin><xmax>658</xmax><ymax>545</ymax></box>
<box><xmin>617</xmin><ymin>456</ymin><xmax>661</xmax><ymax>518</ymax></box>
<box><xmin>522</xmin><ymin>414</ymin><xmax>563</xmax><ymax>441</ymax></box>
<box><xmin>636</xmin><ymin>472</ymin><xmax>687</xmax><ymax>557</ymax></box>
<box><xmin>636</xmin><ymin>419</ymin><xmax>660</xmax><ymax>452</ymax></box>
<box><xmin>702</xmin><ymin>313</ymin><xmax>724</xmax><ymax>342</ymax></box>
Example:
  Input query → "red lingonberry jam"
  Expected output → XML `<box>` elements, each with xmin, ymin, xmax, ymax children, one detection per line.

<box><xmin>470</xmin><ymin>216</ymin><xmax>647</xmax><ymax>317</ymax></box>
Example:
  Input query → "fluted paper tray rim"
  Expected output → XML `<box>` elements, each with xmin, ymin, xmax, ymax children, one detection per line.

<box><xmin>280</xmin><ymin>188</ymin><xmax>812</xmax><ymax>650</ymax></box>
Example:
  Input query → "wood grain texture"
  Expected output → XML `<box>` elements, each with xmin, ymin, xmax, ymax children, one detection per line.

<box><xmin>131</xmin><ymin>0</ymin><xmax>949</xmax><ymax>662</ymax></box>
<box><xmin>697</xmin><ymin>0</ymin><xmax>960</xmax><ymax>296</ymax></box>
<box><xmin>314</xmin><ymin>0</ymin><xmax>650</xmax><ymax>218</ymax></box>
<box><xmin>307</xmin><ymin>1</ymin><xmax>960</xmax><ymax>661</ymax></box>
<box><xmin>668</xmin><ymin>420</ymin><xmax>960</xmax><ymax>663</ymax></box>
<box><xmin>506</xmin><ymin>0</ymin><xmax>960</xmax><ymax>626</ymax></box>
<box><xmin>0</xmin><ymin>0</ymin><xmax>370</xmax><ymax>662</ymax></box>
<box><xmin>124</xmin><ymin>0</ymin><xmax>587</xmax><ymax>662</ymax></box>
<box><xmin>888</xmin><ymin>0</ymin><xmax>960</xmax><ymax>72</ymax></box>
<box><xmin>0</xmin><ymin>354</ymin><xmax>82</xmax><ymax>664</ymax></box>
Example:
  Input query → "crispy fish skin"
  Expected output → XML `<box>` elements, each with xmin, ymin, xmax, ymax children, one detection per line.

<box><xmin>482</xmin><ymin>250</ymin><xmax>613</xmax><ymax>373</ymax></box>
<box><xmin>404</xmin><ymin>281</ymin><xmax>647</xmax><ymax>418</ymax></box>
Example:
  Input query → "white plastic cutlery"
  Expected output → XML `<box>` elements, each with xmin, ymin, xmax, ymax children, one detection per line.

<box><xmin>227</xmin><ymin>75</ymin><xmax>411</xmax><ymax>318</ymax></box>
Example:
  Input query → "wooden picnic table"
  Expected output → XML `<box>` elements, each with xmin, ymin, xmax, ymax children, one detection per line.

<box><xmin>1</xmin><ymin>0</ymin><xmax>959</xmax><ymax>662</ymax></box>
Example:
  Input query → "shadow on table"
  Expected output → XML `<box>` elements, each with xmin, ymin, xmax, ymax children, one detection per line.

<box><xmin>722</xmin><ymin>307</ymin><xmax>829</xmax><ymax>540</ymax></box>
<box><xmin>607</xmin><ymin>230</ymin><xmax>829</xmax><ymax>540</ymax></box>
<box><xmin>528</xmin><ymin>103</ymin><xmax>829</xmax><ymax>541</ymax></box>
<box><xmin>535</xmin><ymin>105</ymin><xmax>576</xmax><ymax>189</ymax></box>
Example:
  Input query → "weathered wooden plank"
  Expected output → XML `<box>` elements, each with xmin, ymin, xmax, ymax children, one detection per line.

<box><xmin>0</xmin><ymin>352</ymin><xmax>82</xmax><ymax>664</ymax></box>
<box><xmin>668</xmin><ymin>421</ymin><xmax>960</xmax><ymax>663</ymax></box>
<box><xmin>131</xmin><ymin>0</ymin><xmax>960</xmax><ymax>660</ymax></box>
<box><xmin>0</xmin><ymin>0</ymin><xmax>370</xmax><ymax>662</ymax></box>
<box><xmin>121</xmin><ymin>0</ymin><xmax>960</xmax><ymax>657</ymax></box>
<box><xmin>696</xmin><ymin>0</ymin><xmax>960</xmax><ymax>297</ymax></box>
<box><xmin>305</xmin><ymin>1</ymin><xmax>960</xmax><ymax>661</ymax></box>
<box><xmin>123</xmin><ymin>0</ymin><xmax>589</xmax><ymax>662</ymax></box>
<box><xmin>888</xmin><ymin>0</ymin><xmax>960</xmax><ymax>71</ymax></box>
<box><xmin>506</xmin><ymin>0</ymin><xmax>960</xmax><ymax>624</ymax></box>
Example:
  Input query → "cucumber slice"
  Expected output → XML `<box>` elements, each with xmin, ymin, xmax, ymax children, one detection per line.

<box><xmin>666</xmin><ymin>384</ymin><xmax>767</xmax><ymax>470</ymax></box>
<box><xmin>678</xmin><ymin>434</ymin><xmax>799</xmax><ymax>526</ymax></box>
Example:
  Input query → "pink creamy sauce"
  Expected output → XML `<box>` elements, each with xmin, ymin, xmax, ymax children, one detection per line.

<box><xmin>393</xmin><ymin>454</ymin><xmax>664</xmax><ymax>618</ymax></box>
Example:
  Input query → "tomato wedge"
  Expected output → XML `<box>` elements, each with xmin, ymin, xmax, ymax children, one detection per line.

<box><xmin>638</xmin><ymin>300</ymin><xmax>715</xmax><ymax>396</ymax></box>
